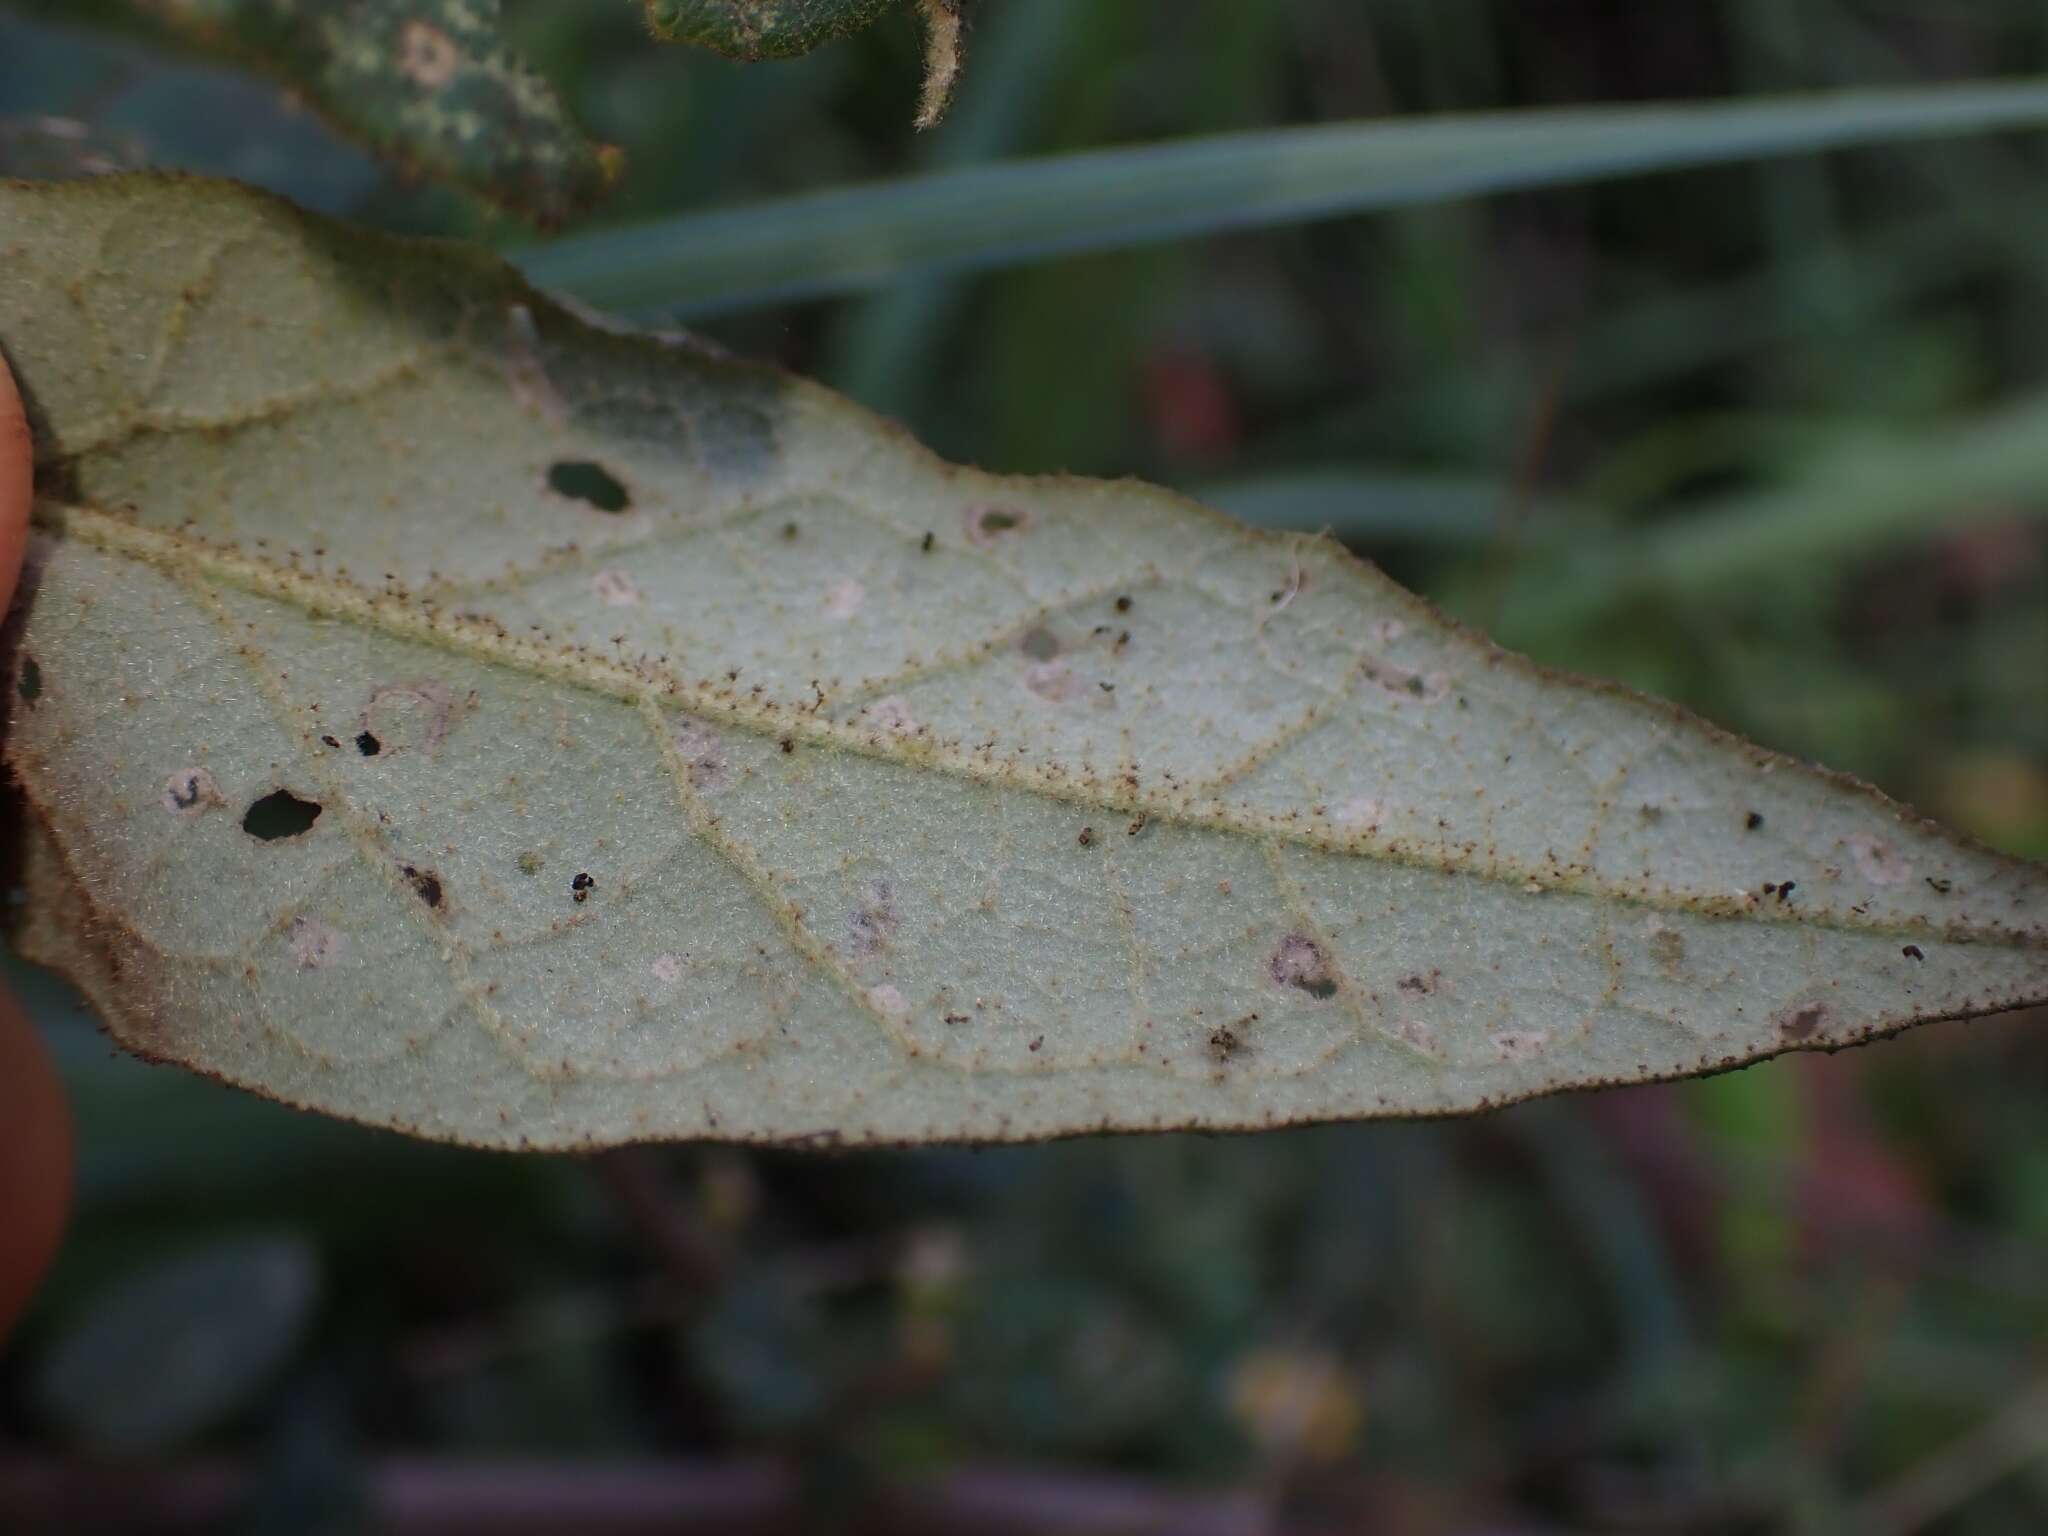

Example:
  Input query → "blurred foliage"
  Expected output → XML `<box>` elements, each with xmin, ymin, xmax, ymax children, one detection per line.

<box><xmin>3</xmin><ymin>1</ymin><xmax>2048</xmax><ymax>1532</ymax></box>
<box><xmin>2</xmin><ymin>0</ymin><xmax>621</xmax><ymax>224</ymax></box>
<box><xmin>641</xmin><ymin>0</ymin><xmax>910</xmax><ymax>59</ymax></box>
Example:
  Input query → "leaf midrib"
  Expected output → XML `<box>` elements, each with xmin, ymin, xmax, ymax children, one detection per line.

<box><xmin>39</xmin><ymin>498</ymin><xmax>2035</xmax><ymax>950</ymax></box>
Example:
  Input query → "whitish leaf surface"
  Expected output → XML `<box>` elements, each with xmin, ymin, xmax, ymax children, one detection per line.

<box><xmin>2</xmin><ymin>176</ymin><xmax>2042</xmax><ymax>1150</ymax></box>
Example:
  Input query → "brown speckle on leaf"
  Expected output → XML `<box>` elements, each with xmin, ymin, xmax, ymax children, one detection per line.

<box><xmin>1208</xmin><ymin>1023</ymin><xmax>1246</xmax><ymax>1060</ymax></box>
<box><xmin>403</xmin><ymin>865</ymin><xmax>444</xmax><ymax>909</ymax></box>
<box><xmin>1775</xmin><ymin>1001</ymin><xmax>1829</xmax><ymax>1042</ymax></box>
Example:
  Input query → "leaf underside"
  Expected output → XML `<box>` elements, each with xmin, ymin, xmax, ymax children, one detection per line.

<box><xmin>1</xmin><ymin>175</ymin><xmax>2042</xmax><ymax>1150</ymax></box>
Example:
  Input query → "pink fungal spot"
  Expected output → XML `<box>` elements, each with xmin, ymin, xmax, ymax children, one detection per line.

<box><xmin>395</xmin><ymin>20</ymin><xmax>460</xmax><ymax>87</ymax></box>
<box><xmin>288</xmin><ymin>917</ymin><xmax>346</xmax><ymax>971</ymax></box>
<box><xmin>1022</xmin><ymin>660</ymin><xmax>1082</xmax><ymax>705</ymax></box>
<box><xmin>1848</xmin><ymin>836</ymin><xmax>1911</xmax><ymax>887</ymax></box>
<box><xmin>672</xmin><ymin>718</ymin><xmax>732</xmax><ymax>794</ymax></box>
<box><xmin>162</xmin><ymin>767</ymin><xmax>222</xmax><ymax>816</ymax></box>
<box><xmin>363</xmin><ymin>680</ymin><xmax>460</xmax><ymax>755</ymax></box>
<box><xmin>823</xmin><ymin>578</ymin><xmax>866</xmax><ymax>620</ymax></box>
<box><xmin>846</xmin><ymin>879</ymin><xmax>899</xmax><ymax>958</ymax></box>
<box><xmin>1269</xmin><ymin>934</ymin><xmax>1338</xmax><ymax>1000</ymax></box>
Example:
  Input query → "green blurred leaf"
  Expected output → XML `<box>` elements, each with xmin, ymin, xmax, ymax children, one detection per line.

<box><xmin>641</xmin><ymin>0</ymin><xmax>905</xmax><ymax>59</ymax></box>
<box><xmin>11</xmin><ymin>0</ymin><xmax>619</xmax><ymax>224</ymax></box>
<box><xmin>36</xmin><ymin>1235</ymin><xmax>322</xmax><ymax>1452</ymax></box>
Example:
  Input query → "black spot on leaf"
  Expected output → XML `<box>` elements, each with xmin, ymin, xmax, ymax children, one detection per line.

<box><xmin>403</xmin><ymin>865</ymin><xmax>444</xmax><ymax>908</ymax></box>
<box><xmin>547</xmin><ymin>459</ymin><xmax>630</xmax><ymax>513</ymax></box>
<box><xmin>355</xmin><ymin>730</ymin><xmax>382</xmax><ymax>757</ymax></box>
<box><xmin>243</xmin><ymin>789</ymin><xmax>322</xmax><ymax>841</ymax></box>
<box><xmin>17</xmin><ymin>655</ymin><xmax>41</xmax><ymax>704</ymax></box>
<box><xmin>571</xmin><ymin>871</ymin><xmax>595</xmax><ymax>904</ymax></box>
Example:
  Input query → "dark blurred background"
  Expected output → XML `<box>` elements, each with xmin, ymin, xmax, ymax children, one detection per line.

<box><xmin>1</xmin><ymin>2</ymin><xmax>2046</xmax><ymax>1532</ymax></box>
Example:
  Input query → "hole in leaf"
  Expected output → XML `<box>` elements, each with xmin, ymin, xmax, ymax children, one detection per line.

<box><xmin>243</xmin><ymin>789</ymin><xmax>322</xmax><ymax>841</ymax></box>
<box><xmin>547</xmin><ymin>459</ymin><xmax>631</xmax><ymax>513</ymax></box>
<box><xmin>355</xmin><ymin>731</ymin><xmax>382</xmax><ymax>757</ymax></box>
<box><xmin>17</xmin><ymin>656</ymin><xmax>41</xmax><ymax>703</ymax></box>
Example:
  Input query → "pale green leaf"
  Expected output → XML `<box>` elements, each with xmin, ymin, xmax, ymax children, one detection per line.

<box><xmin>3</xmin><ymin>176</ymin><xmax>2042</xmax><ymax>1149</ymax></box>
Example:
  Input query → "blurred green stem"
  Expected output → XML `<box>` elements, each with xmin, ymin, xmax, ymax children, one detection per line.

<box><xmin>516</xmin><ymin>78</ymin><xmax>2048</xmax><ymax>315</ymax></box>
